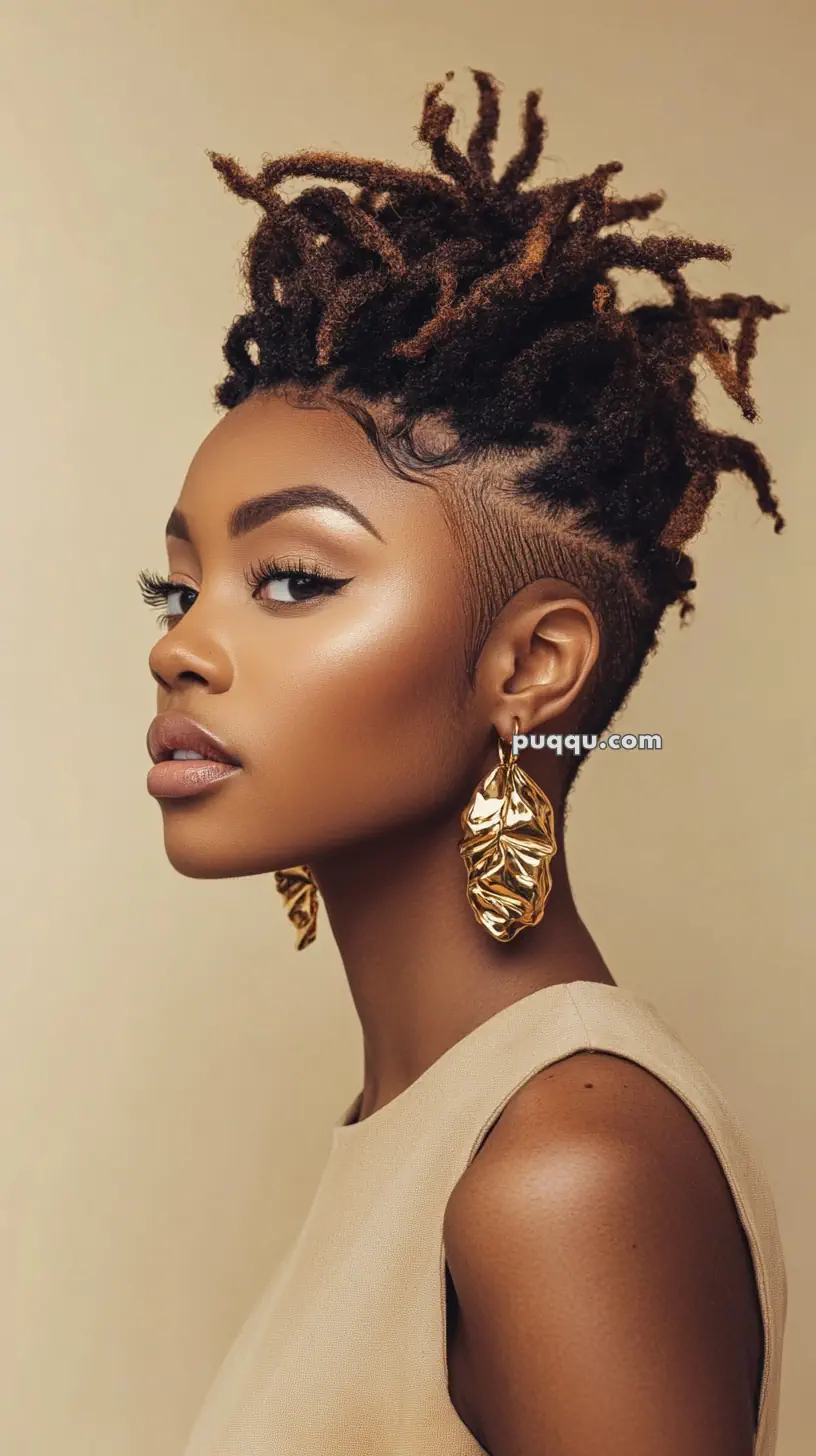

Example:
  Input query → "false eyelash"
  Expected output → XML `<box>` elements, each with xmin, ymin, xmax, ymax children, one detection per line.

<box><xmin>138</xmin><ymin>568</ymin><xmax>181</xmax><ymax>609</ymax></box>
<box><xmin>243</xmin><ymin>554</ymin><xmax>343</xmax><ymax>591</ymax></box>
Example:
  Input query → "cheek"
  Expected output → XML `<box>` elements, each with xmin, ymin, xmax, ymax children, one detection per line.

<box><xmin>241</xmin><ymin>566</ymin><xmax>471</xmax><ymax>844</ymax></box>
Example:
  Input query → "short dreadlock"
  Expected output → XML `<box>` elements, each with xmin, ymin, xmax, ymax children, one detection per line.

<box><xmin>206</xmin><ymin>69</ymin><xmax>786</xmax><ymax>769</ymax></box>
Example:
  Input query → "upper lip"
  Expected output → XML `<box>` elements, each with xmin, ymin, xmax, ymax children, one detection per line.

<box><xmin>147</xmin><ymin>712</ymin><xmax>242</xmax><ymax>766</ymax></box>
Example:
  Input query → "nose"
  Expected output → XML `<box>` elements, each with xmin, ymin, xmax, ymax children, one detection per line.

<box><xmin>148</xmin><ymin>625</ymin><xmax>233</xmax><ymax>694</ymax></box>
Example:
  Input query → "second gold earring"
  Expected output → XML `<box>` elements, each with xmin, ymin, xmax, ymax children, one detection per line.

<box><xmin>274</xmin><ymin>865</ymin><xmax>319</xmax><ymax>950</ymax></box>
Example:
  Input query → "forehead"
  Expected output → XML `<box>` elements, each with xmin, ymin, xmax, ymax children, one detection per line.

<box><xmin>178</xmin><ymin>390</ymin><xmax>423</xmax><ymax>528</ymax></box>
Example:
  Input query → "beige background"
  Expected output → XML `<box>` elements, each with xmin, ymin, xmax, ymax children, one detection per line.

<box><xmin>0</xmin><ymin>0</ymin><xmax>812</xmax><ymax>1451</ymax></box>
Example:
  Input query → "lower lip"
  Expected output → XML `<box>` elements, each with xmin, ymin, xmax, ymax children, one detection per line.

<box><xmin>146</xmin><ymin>758</ymin><xmax>242</xmax><ymax>799</ymax></box>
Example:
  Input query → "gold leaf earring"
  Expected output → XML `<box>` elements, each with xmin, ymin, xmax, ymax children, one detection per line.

<box><xmin>274</xmin><ymin>865</ymin><xmax>319</xmax><ymax>950</ymax></box>
<box><xmin>459</xmin><ymin>719</ymin><xmax>557</xmax><ymax>943</ymax></box>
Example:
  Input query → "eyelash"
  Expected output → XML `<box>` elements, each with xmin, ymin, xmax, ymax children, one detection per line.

<box><xmin>137</xmin><ymin>556</ymin><xmax>351</xmax><ymax>628</ymax></box>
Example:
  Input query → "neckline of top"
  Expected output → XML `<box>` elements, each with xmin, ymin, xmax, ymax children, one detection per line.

<box><xmin>331</xmin><ymin>978</ymin><xmax>636</xmax><ymax>1143</ymax></box>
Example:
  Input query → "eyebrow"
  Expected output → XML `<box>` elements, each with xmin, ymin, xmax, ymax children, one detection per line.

<box><xmin>165</xmin><ymin>484</ymin><xmax>384</xmax><ymax>544</ymax></box>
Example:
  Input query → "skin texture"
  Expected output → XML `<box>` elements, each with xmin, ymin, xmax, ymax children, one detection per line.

<box><xmin>147</xmin><ymin>387</ymin><xmax>763</xmax><ymax>1454</ymax></box>
<box><xmin>444</xmin><ymin>1054</ymin><xmax>764</xmax><ymax>1456</ymax></box>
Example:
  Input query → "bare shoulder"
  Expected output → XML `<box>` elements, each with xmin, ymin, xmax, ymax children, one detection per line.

<box><xmin>446</xmin><ymin>1048</ymin><xmax>758</xmax><ymax>1251</ymax></box>
<box><xmin>443</xmin><ymin>1050</ymin><xmax>763</xmax><ymax>1456</ymax></box>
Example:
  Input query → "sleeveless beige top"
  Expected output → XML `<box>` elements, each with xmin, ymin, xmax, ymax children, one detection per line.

<box><xmin>184</xmin><ymin>980</ymin><xmax>787</xmax><ymax>1455</ymax></box>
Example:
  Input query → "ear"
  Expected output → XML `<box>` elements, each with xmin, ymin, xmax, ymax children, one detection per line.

<box><xmin>474</xmin><ymin>578</ymin><xmax>600</xmax><ymax>742</ymax></box>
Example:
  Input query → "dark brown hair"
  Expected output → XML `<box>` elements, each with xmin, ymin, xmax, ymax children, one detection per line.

<box><xmin>205</xmin><ymin>69</ymin><xmax>785</xmax><ymax>757</ymax></box>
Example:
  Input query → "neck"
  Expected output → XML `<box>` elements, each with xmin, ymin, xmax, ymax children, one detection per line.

<box><xmin>312</xmin><ymin>809</ymin><xmax>614</xmax><ymax>1120</ymax></box>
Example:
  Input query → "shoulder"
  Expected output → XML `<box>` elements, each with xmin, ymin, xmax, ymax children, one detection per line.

<box><xmin>445</xmin><ymin>1049</ymin><xmax>744</xmax><ymax>1235</ymax></box>
<box><xmin>444</xmin><ymin>1050</ymin><xmax>762</xmax><ymax>1456</ymax></box>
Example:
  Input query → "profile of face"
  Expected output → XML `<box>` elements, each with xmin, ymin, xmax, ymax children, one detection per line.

<box><xmin>146</xmin><ymin>391</ymin><xmax>482</xmax><ymax>879</ymax></box>
<box><xmin>145</xmin><ymin>389</ymin><xmax>600</xmax><ymax>884</ymax></box>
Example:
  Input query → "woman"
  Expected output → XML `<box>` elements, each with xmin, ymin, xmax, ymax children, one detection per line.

<box><xmin>141</xmin><ymin>70</ymin><xmax>787</xmax><ymax>1456</ymax></box>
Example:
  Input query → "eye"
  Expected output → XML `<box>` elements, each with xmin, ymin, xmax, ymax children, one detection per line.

<box><xmin>137</xmin><ymin>557</ymin><xmax>352</xmax><ymax>629</ymax></box>
<box><xmin>137</xmin><ymin>570</ymin><xmax>197</xmax><ymax>627</ymax></box>
<box><xmin>245</xmin><ymin>557</ymin><xmax>352</xmax><ymax>606</ymax></box>
<box><xmin>259</xmin><ymin>571</ymin><xmax>338</xmax><ymax>603</ymax></box>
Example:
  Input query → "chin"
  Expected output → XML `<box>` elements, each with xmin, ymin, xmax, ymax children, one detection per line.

<box><xmin>159</xmin><ymin>828</ymin><xmax>283</xmax><ymax>881</ymax></box>
<box><xmin>159</xmin><ymin>807</ymin><xmax>322</xmax><ymax>879</ymax></box>
<box><xmin>162</xmin><ymin>846</ymin><xmax>250</xmax><ymax>879</ymax></box>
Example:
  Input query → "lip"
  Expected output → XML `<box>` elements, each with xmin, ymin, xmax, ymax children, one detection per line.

<box><xmin>147</xmin><ymin>711</ymin><xmax>242</xmax><ymax>767</ymax></box>
<box><xmin>146</xmin><ymin>712</ymin><xmax>243</xmax><ymax>800</ymax></box>
<box><xmin>146</xmin><ymin>757</ymin><xmax>241</xmax><ymax>799</ymax></box>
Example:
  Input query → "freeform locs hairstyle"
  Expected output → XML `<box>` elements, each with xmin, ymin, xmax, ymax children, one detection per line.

<box><xmin>205</xmin><ymin>68</ymin><xmax>785</xmax><ymax>758</ymax></box>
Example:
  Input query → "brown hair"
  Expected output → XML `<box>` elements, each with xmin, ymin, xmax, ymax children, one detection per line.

<box><xmin>205</xmin><ymin>69</ymin><xmax>786</xmax><ymax>751</ymax></box>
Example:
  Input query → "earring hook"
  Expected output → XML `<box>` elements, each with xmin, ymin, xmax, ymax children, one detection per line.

<box><xmin>498</xmin><ymin>716</ymin><xmax>521</xmax><ymax>765</ymax></box>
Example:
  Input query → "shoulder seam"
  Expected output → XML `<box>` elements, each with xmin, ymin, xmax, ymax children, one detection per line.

<box><xmin>565</xmin><ymin>981</ymin><xmax>596</xmax><ymax>1050</ymax></box>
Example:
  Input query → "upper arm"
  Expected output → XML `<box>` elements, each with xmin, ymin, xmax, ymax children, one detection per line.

<box><xmin>443</xmin><ymin>1053</ymin><xmax>761</xmax><ymax>1456</ymax></box>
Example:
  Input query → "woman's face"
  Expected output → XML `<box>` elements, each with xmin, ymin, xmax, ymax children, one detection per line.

<box><xmin>146</xmin><ymin>389</ymin><xmax>485</xmax><ymax>878</ymax></box>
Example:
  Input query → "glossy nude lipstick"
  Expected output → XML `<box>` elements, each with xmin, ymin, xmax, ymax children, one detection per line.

<box><xmin>146</xmin><ymin>712</ymin><xmax>242</xmax><ymax>800</ymax></box>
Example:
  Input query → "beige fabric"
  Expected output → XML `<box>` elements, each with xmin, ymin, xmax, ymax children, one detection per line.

<box><xmin>183</xmin><ymin>980</ymin><xmax>787</xmax><ymax>1455</ymax></box>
